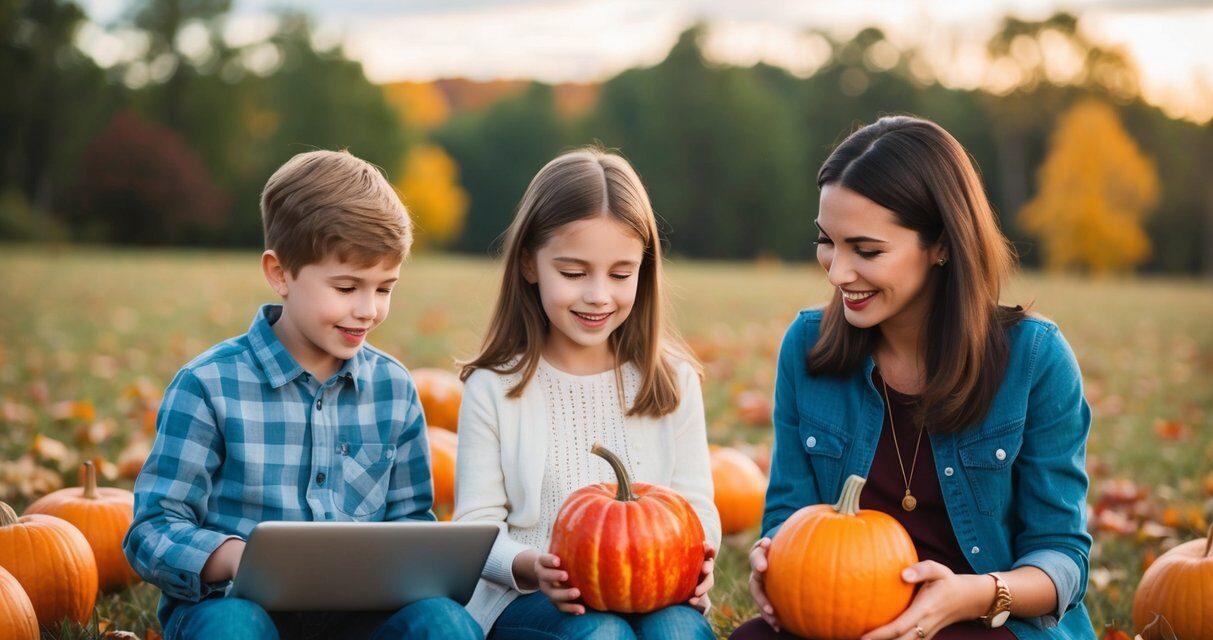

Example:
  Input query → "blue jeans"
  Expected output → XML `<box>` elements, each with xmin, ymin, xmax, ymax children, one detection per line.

<box><xmin>489</xmin><ymin>592</ymin><xmax>715</xmax><ymax>640</ymax></box>
<box><xmin>162</xmin><ymin>596</ymin><xmax>481</xmax><ymax>640</ymax></box>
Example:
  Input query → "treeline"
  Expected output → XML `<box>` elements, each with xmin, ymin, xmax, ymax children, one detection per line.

<box><xmin>3</xmin><ymin>3</ymin><xmax>1210</xmax><ymax>273</ymax></box>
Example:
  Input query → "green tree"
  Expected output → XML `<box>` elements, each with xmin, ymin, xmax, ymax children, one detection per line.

<box><xmin>1019</xmin><ymin>100</ymin><xmax>1158</xmax><ymax>273</ymax></box>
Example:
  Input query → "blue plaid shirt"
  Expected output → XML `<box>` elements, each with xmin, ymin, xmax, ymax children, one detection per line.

<box><xmin>124</xmin><ymin>304</ymin><xmax>435</xmax><ymax>610</ymax></box>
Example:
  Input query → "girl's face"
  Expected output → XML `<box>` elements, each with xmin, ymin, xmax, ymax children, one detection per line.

<box><xmin>815</xmin><ymin>184</ymin><xmax>946</xmax><ymax>333</ymax></box>
<box><xmin>523</xmin><ymin>216</ymin><xmax>645</xmax><ymax>372</ymax></box>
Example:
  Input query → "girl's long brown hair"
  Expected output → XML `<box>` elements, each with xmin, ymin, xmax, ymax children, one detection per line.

<box><xmin>460</xmin><ymin>147</ymin><xmax>699</xmax><ymax>417</ymax></box>
<box><xmin>810</xmin><ymin>116</ymin><xmax>1026</xmax><ymax>434</ymax></box>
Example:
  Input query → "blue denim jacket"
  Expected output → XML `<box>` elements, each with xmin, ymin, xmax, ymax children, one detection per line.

<box><xmin>764</xmin><ymin>309</ymin><xmax>1094</xmax><ymax>640</ymax></box>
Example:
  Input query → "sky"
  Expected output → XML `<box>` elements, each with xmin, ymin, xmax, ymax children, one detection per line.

<box><xmin>78</xmin><ymin>0</ymin><xmax>1213</xmax><ymax>122</ymax></box>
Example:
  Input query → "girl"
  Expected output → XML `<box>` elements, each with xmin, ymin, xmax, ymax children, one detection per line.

<box><xmin>734</xmin><ymin>117</ymin><xmax>1094</xmax><ymax>640</ymax></box>
<box><xmin>453</xmin><ymin>147</ymin><xmax>722</xmax><ymax>639</ymax></box>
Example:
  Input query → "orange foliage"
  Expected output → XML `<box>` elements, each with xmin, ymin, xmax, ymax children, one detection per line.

<box><xmin>396</xmin><ymin>144</ymin><xmax>469</xmax><ymax>248</ymax></box>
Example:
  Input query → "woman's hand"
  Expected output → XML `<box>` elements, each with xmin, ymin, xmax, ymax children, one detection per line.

<box><xmin>535</xmin><ymin>553</ymin><xmax>586</xmax><ymax>615</ymax></box>
<box><xmin>689</xmin><ymin>541</ymin><xmax>717</xmax><ymax>612</ymax></box>
<box><xmin>860</xmin><ymin>561</ymin><xmax>996</xmax><ymax>640</ymax></box>
<box><xmin>747</xmin><ymin>537</ymin><xmax>783</xmax><ymax>632</ymax></box>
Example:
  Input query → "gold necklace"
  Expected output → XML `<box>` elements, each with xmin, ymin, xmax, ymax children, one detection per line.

<box><xmin>881</xmin><ymin>375</ymin><xmax>925</xmax><ymax>512</ymax></box>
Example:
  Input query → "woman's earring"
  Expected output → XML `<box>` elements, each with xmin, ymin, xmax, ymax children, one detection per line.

<box><xmin>938</xmin><ymin>257</ymin><xmax>947</xmax><ymax>266</ymax></box>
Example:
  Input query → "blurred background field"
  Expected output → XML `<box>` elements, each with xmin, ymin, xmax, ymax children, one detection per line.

<box><xmin>2</xmin><ymin>247</ymin><xmax>1211</xmax><ymax>638</ymax></box>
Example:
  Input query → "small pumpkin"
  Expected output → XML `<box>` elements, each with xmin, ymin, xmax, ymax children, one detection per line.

<box><xmin>25</xmin><ymin>460</ymin><xmax>140</xmax><ymax>591</ymax></box>
<box><xmin>765</xmin><ymin>475</ymin><xmax>918</xmax><ymax>640</ymax></box>
<box><xmin>413</xmin><ymin>368</ymin><xmax>463</xmax><ymax>432</ymax></box>
<box><xmin>427</xmin><ymin>427</ymin><xmax>457</xmax><ymax>520</ymax></box>
<box><xmin>709</xmin><ymin>445</ymin><xmax>767</xmax><ymax>535</ymax></box>
<box><xmin>1132</xmin><ymin>522</ymin><xmax>1213</xmax><ymax>640</ymax></box>
<box><xmin>0</xmin><ymin>565</ymin><xmax>38</xmax><ymax>640</ymax></box>
<box><xmin>549</xmin><ymin>443</ymin><xmax>705</xmax><ymax>613</ymax></box>
<box><xmin>0</xmin><ymin>500</ymin><xmax>98</xmax><ymax>627</ymax></box>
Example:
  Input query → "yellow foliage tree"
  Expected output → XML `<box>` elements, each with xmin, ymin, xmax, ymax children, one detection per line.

<box><xmin>396</xmin><ymin>144</ymin><xmax>469</xmax><ymax>248</ymax></box>
<box><xmin>1019</xmin><ymin>99</ymin><xmax>1159</xmax><ymax>274</ymax></box>
<box><xmin>383</xmin><ymin>82</ymin><xmax>451</xmax><ymax>131</ymax></box>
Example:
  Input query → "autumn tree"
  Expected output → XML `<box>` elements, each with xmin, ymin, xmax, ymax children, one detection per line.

<box><xmin>396</xmin><ymin>144</ymin><xmax>469</xmax><ymax>248</ymax></box>
<box><xmin>1019</xmin><ymin>100</ymin><xmax>1158</xmax><ymax>274</ymax></box>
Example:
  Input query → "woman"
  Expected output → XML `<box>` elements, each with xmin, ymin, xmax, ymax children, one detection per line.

<box><xmin>733</xmin><ymin>116</ymin><xmax>1093</xmax><ymax>640</ymax></box>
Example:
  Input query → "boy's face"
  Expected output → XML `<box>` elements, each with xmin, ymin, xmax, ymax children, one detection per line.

<box><xmin>269</xmin><ymin>254</ymin><xmax>401</xmax><ymax>379</ymax></box>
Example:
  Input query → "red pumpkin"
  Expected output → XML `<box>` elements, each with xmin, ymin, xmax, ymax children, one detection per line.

<box><xmin>0</xmin><ymin>501</ymin><xmax>98</xmax><ymax>628</ymax></box>
<box><xmin>548</xmin><ymin>443</ymin><xmax>705</xmax><ymax>613</ymax></box>
<box><xmin>427</xmin><ymin>427</ymin><xmax>457</xmax><ymax>520</ymax></box>
<box><xmin>765</xmin><ymin>475</ymin><xmax>917</xmax><ymax>639</ymax></box>
<box><xmin>709</xmin><ymin>445</ymin><xmax>767</xmax><ymax>535</ymax></box>
<box><xmin>413</xmin><ymin>368</ymin><xmax>463</xmax><ymax>432</ymax></box>
<box><xmin>0</xmin><ymin>565</ymin><xmax>38</xmax><ymax>640</ymax></box>
<box><xmin>26</xmin><ymin>460</ymin><xmax>140</xmax><ymax>591</ymax></box>
<box><xmin>1132</xmin><ymin>523</ymin><xmax>1213</xmax><ymax>640</ymax></box>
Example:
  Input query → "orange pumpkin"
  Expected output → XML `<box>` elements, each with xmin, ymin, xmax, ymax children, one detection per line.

<box><xmin>25</xmin><ymin>460</ymin><xmax>140</xmax><ymax>591</ymax></box>
<box><xmin>549</xmin><ymin>443</ymin><xmax>705</xmax><ymax>613</ymax></box>
<box><xmin>0</xmin><ymin>566</ymin><xmax>38</xmax><ymax>640</ymax></box>
<box><xmin>765</xmin><ymin>475</ymin><xmax>917</xmax><ymax>639</ymax></box>
<box><xmin>427</xmin><ymin>427</ymin><xmax>457</xmax><ymax>520</ymax></box>
<box><xmin>0</xmin><ymin>501</ymin><xmax>98</xmax><ymax>627</ymax></box>
<box><xmin>709</xmin><ymin>445</ymin><xmax>767</xmax><ymax>535</ymax></box>
<box><xmin>1132</xmin><ymin>522</ymin><xmax>1213</xmax><ymax>640</ymax></box>
<box><xmin>413</xmin><ymin>368</ymin><xmax>463</xmax><ymax>432</ymax></box>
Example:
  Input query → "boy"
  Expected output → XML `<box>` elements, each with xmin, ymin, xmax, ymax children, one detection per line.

<box><xmin>123</xmin><ymin>150</ymin><xmax>481</xmax><ymax>640</ymax></box>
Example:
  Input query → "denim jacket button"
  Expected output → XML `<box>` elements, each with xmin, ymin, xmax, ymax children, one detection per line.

<box><xmin>971</xmin><ymin>546</ymin><xmax>980</xmax><ymax>554</ymax></box>
<box><xmin>995</xmin><ymin>448</ymin><xmax>1007</xmax><ymax>461</ymax></box>
<box><xmin>944</xmin><ymin>467</ymin><xmax>954</xmax><ymax>477</ymax></box>
<box><xmin>806</xmin><ymin>436</ymin><xmax>817</xmax><ymax>448</ymax></box>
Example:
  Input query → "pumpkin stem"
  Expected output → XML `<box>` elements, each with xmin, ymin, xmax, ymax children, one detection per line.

<box><xmin>591</xmin><ymin>442</ymin><xmax>638</xmax><ymax>502</ymax></box>
<box><xmin>1205</xmin><ymin>522</ymin><xmax>1213</xmax><ymax>558</ymax></box>
<box><xmin>832</xmin><ymin>475</ymin><xmax>867</xmax><ymax>516</ymax></box>
<box><xmin>0</xmin><ymin>501</ymin><xmax>18</xmax><ymax>527</ymax></box>
<box><xmin>80</xmin><ymin>460</ymin><xmax>98</xmax><ymax>500</ymax></box>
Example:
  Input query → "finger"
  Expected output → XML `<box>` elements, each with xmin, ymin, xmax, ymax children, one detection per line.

<box><xmin>538</xmin><ymin>554</ymin><xmax>561</xmax><ymax>568</ymax></box>
<box><xmin>702</xmin><ymin>542</ymin><xmax>718</xmax><ymax>559</ymax></box>
<box><xmin>555</xmin><ymin>601</ymin><xmax>585</xmax><ymax>615</ymax></box>
<box><xmin>749</xmin><ymin>572</ymin><xmax>777</xmax><ymax>619</ymax></box>
<box><xmin>701</xmin><ymin>557</ymin><xmax>716</xmax><ymax>574</ymax></box>
<box><xmin>901</xmin><ymin>560</ymin><xmax>953</xmax><ymax>584</ymax></box>
<box><xmin>536</xmin><ymin>567</ymin><xmax>568</xmax><ymax>583</ymax></box>
<box><xmin>543</xmin><ymin>585</ymin><xmax>581</xmax><ymax>603</ymax></box>
<box><xmin>862</xmin><ymin>608</ymin><xmax>935</xmax><ymax>640</ymax></box>
<box><xmin>749</xmin><ymin>547</ymin><xmax>769</xmax><ymax>572</ymax></box>
<box><xmin>694</xmin><ymin>573</ymin><xmax>715</xmax><ymax>597</ymax></box>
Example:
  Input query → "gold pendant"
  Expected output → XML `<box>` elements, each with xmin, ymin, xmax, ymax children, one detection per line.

<box><xmin>901</xmin><ymin>491</ymin><xmax>917</xmax><ymax>512</ymax></box>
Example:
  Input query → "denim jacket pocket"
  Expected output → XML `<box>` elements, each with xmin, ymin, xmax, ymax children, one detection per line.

<box><xmin>798</xmin><ymin>417</ymin><xmax>848</xmax><ymax>502</ymax></box>
<box><xmin>336</xmin><ymin>442</ymin><xmax>396</xmax><ymax>518</ymax></box>
<box><xmin>958</xmin><ymin>419</ymin><xmax>1024</xmax><ymax>516</ymax></box>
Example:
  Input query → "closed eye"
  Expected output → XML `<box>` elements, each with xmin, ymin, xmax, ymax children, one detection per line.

<box><xmin>559</xmin><ymin>271</ymin><xmax>586</xmax><ymax>279</ymax></box>
<box><xmin>335</xmin><ymin>286</ymin><xmax>355</xmax><ymax>294</ymax></box>
<box><xmin>813</xmin><ymin>236</ymin><xmax>833</xmax><ymax>246</ymax></box>
<box><xmin>610</xmin><ymin>273</ymin><xmax>632</xmax><ymax>280</ymax></box>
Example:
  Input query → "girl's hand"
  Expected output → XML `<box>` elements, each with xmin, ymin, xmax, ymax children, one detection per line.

<box><xmin>689</xmin><ymin>541</ymin><xmax>717</xmax><ymax>612</ymax></box>
<box><xmin>747</xmin><ymin>537</ymin><xmax>783</xmax><ymax>632</ymax></box>
<box><xmin>535</xmin><ymin>553</ymin><xmax>585</xmax><ymax>615</ymax></box>
<box><xmin>860</xmin><ymin>561</ymin><xmax>996</xmax><ymax>640</ymax></box>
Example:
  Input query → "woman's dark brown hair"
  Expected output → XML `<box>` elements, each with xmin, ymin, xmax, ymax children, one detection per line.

<box><xmin>810</xmin><ymin>115</ymin><xmax>1026</xmax><ymax>433</ymax></box>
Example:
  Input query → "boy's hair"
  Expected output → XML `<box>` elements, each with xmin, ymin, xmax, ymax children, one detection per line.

<box><xmin>460</xmin><ymin>146</ymin><xmax>700</xmax><ymax>418</ymax></box>
<box><xmin>261</xmin><ymin>150</ymin><xmax>411</xmax><ymax>275</ymax></box>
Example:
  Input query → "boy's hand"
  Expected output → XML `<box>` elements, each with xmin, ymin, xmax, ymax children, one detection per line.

<box><xmin>535</xmin><ymin>553</ymin><xmax>585</xmax><ymax>615</ymax></box>
<box><xmin>201</xmin><ymin>538</ymin><xmax>246</xmax><ymax>583</ymax></box>
<box><xmin>689</xmin><ymin>541</ymin><xmax>716</xmax><ymax>612</ymax></box>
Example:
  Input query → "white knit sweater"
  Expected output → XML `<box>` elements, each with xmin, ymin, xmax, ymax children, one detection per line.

<box><xmin>452</xmin><ymin>357</ymin><xmax>721</xmax><ymax>635</ymax></box>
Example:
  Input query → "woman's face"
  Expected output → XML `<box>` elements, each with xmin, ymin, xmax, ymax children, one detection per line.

<box><xmin>815</xmin><ymin>184</ymin><xmax>946</xmax><ymax>332</ymax></box>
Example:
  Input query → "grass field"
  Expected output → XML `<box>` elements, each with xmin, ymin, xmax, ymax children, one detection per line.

<box><xmin>2</xmin><ymin>246</ymin><xmax>1211</xmax><ymax>639</ymax></box>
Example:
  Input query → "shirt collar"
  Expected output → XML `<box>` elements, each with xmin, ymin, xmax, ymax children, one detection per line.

<box><xmin>248</xmin><ymin>304</ymin><xmax>364</xmax><ymax>391</ymax></box>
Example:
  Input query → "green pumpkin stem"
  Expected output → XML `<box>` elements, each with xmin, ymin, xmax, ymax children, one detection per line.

<box><xmin>591</xmin><ymin>442</ymin><xmax>638</xmax><ymax>502</ymax></box>
<box><xmin>80</xmin><ymin>460</ymin><xmax>98</xmax><ymax>500</ymax></box>
<box><xmin>0</xmin><ymin>501</ymin><xmax>18</xmax><ymax>527</ymax></box>
<box><xmin>832</xmin><ymin>475</ymin><xmax>867</xmax><ymax>516</ymax></box>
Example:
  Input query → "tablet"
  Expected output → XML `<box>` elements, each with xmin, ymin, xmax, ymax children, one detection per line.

<box><xmin>229</xmin><ymin>521</ymin><xmax>498</xmax><ymax>612</ymax></box>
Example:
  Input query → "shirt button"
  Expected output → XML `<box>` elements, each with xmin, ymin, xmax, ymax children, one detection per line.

<box><xmin>944</xmin><ymin>467</ymin><xmax>954</xmax><ymax>477</ymax></box>
<box><xmin>995</xmin><ymin>448</ymin><xmax>1007</xmax><ymax>461</ymax></box>
<box><xmin>316</xmin><ymin>399</ymin><xmax>323</xmax><ymax>410</ymax></box>
<box><xmin>340</xmin><ymin>443</ymin><xmax>350</xmax><ymax>456</ymax></box>
<box><xmin>806</xmin><ymin>436</ymin><xmax>817</xmax><ymax>448</ymax></box>
<box><xmin>971</xmin><ymin>546</ymin><xmax>980</xmax><ymax>554</ymax></box>
<box><xmin>316</xmin><ymin>472</ymin><xmax>326</xmax><ymax>485</ymax></box>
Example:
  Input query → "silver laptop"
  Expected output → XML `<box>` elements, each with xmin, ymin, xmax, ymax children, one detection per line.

<box><xmin>230</xmin><ymin>521</ymin><xmax>498</xmax><ymax>611</ymax></box>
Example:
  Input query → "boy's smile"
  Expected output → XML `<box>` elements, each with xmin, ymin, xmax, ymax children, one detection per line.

<box><xmin>266</xmin><ymin>254</ymin><xmax>401</xmax><ymax>381</ymax></box>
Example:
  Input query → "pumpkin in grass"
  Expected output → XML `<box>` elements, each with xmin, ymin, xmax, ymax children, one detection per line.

<box><xmin>25</xmin><ymin>460</ymin><xmax>140</xmax><ymax>591</ymax></box>
<box><xmin>0</xmin><ymin>566</ymin><xmax>38</xmax><ymax>640</ymax></box>
<box><xmin>0</xmin><ymin>501</ymin><xmax>98</xmax><ymax>627</ymax></box>
<box><xmin>1132</xmin><ymin>522</ymin><xmax>1213</xmax><ymax>640</ymax></box>
<box><xmin>427</xmin><ymin>427</ymin><xmax>457</xmax><ymax>520</ymax></box>
<box><xmin>413</xmin><ymin>368</ymin><xmax>463</xmax><ymax>432</ymax></box>
<box><xmin>765</xmin><ymin>475</ymin><xmax>918</xmax><ymax>640</ymax></box>
<box><xmin>709</xmin><ymin>445</ymin><xmax>767</xmax><ymax>535</ymax></box>
<box><xmin>548</xmin><ymin>443</ymin><xmax>705</xmax><ymax>613</ymax></box>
